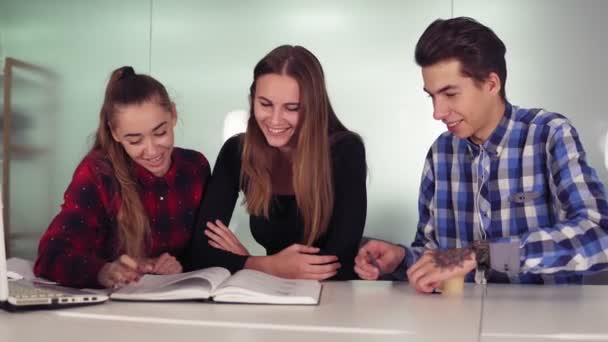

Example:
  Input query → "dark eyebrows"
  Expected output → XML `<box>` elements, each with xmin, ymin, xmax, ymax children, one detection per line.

<box><xmin>152</xmin><ymin>121</ymin><xmax>168</xmax><ymax>131</ymax></box>
<box><xmin>257</xmin><ymin>96</ymin><xmax>299</xmax><ymax>108</ymax></box>
<box><xmin>423</xmin><ymin>85</ymin><xmax>459</xmax><ymax>96</ymax></box>
<box><xmin>123</xmin><ymin>121</ymin><xmax>167</xmax><ymax>139</ymax></box>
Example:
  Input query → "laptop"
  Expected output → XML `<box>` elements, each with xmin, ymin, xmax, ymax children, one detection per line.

<box><xmin>0</xmin><ymin>190</ymin><xmax>109</xmax><ymax>311</ymax></box>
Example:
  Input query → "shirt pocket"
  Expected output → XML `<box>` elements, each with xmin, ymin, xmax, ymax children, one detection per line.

<box><xmin>508</xmin><ymin>191</ymin><xmax>542</xmax><ymax>203</ymax></box>
<box><xmin>504</xmin><ymin>189</ymin><xmax>553</xmax><ymax>234</ymax></box>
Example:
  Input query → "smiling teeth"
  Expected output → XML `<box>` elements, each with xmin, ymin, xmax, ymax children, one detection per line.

<box><xmin>269</xmin><ymin>127</ymin><xmax>288</xmax><ymax>134</ymax></box>
<box><xmin>148</xmin><ymin>155</ymin><xmax>162</xmax><ymax>162</ymax></box>
<box><xmin>447</xmin><ymin>121</ymin><xmax>461</xmax><ymax>127</ymax></box>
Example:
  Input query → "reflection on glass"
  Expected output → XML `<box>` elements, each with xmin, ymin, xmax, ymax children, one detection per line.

<box><xmin>223</xmin><ymin>109</ymin><xmax>249</xmax><ymax>143</ymax></box>
<box><xmin>2</xmin><ymin>58</ymin><xmax>57</xmax><ymax>258</ymax></box>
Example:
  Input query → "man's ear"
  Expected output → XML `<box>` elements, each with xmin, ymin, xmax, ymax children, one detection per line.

<box><xmin>485</xmin><ymin>72</ymin><xmax>502</xmax><ymax>96</ymax></box>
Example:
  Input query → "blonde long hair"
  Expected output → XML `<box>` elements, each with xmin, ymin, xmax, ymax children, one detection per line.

<box><xmin>91</xmin><ymin>66</ymin><xmax>173</xmax><ymax>257</ymax></box>
<box><xmin>241</xmin><ymin>45</ymin><xmax>351</xmax><ymax>245</ymax></box>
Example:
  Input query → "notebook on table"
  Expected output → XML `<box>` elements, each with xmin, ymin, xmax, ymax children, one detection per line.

<box><xmin>0</xmin><ymin>189</ymin><xmax>109</xmax><ymax>311</ymax></box>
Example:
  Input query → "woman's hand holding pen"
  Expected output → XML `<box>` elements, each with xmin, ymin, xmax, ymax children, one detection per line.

<box><xmin>98</xmin><ymin>253</ymin><xmax>182</xmax><ymax>289</ymax></box>
<box><xmin>97</xmin><ymin>254</ymin><xmax>142</xmax><ymax>289</ymax></box>
<box><xmin>354</xmin><ymin>240</ymin><xmax>406</xmax><ymax>280</ymax></box>
<box><xmin>139</xmin><ymin>252</ymin><xmax>183</xmax><ymax>275</ymax></box>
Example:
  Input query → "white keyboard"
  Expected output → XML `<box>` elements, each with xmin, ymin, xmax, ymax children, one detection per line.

<box><xmin>9</xmin><ymin>281</ymin><xmax>64</xmax><ymax>299</ymax></box>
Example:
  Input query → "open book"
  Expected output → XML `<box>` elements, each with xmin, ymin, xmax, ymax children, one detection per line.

<box><xmin>110</xmin><ymin>267</ymin><xmax>322</xmax><ymax>305</ymax></box>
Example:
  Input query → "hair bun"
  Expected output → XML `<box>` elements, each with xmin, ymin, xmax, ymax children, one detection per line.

<box><xmin>119</xmin><ymin>66</ymin><xmax>135</xmax><ymax>80</ymax></box>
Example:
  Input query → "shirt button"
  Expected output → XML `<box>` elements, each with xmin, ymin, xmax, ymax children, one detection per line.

<box><xmin>160</xmin><ymin>196</ymin><xmax>165</xmax><ymax>201</ymax></box>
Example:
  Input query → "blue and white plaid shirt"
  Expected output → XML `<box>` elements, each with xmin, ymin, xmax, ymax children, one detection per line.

<box><xmin>401</xmin><ymin>103</ymin><xmax>608</xmax><ymax>284</ymax></box>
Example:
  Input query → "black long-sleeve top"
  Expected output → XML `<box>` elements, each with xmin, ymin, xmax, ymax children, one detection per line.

<box><xmin>189</xmin><ymin>133</ymin><xmax>367</xmax><ymax>280</ymax></box>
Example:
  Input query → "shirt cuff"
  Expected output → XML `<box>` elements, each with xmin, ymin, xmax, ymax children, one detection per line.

<box><xmin>489</xmin><ymin>240</ymin><xmax>521</xmax><ymax>278</ymax></box>
<box><xmin>388</xmin><ymin>244</ymin><xmax>409</xmax><ymax>281</ymax></box>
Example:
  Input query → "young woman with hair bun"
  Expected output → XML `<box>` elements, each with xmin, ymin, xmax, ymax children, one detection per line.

<box><xmin>35</xmin><ymin>66</ymin><xmax>210</xmax><ymax>288</ymax></box>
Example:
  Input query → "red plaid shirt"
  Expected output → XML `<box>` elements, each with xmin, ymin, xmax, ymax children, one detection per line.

<box><xmin>34</xmin><ymin>147</ymin><xmax>209</xmax><ymax>288</ymax></box>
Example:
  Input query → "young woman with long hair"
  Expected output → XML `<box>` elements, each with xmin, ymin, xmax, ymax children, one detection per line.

<box><xmin>35</xmin><ymin>66</ymin><xmax>210</xmax><ymax>288</ymax></box>
<box><xmin>190</xmin><ymin>45</ymin><xmax>367</xmax><ymax>280</ymax></box>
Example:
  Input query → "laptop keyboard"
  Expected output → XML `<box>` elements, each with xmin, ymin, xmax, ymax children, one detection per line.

<box><xmin>9</xmin><ymin>281</ymin><xmax>65</xmax><ymax>299</ymax></box>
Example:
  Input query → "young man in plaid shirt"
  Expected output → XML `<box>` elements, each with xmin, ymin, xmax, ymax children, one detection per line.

<box><xmin>355</xmin><ymin>17</ymin><xmax>608</xmax><ymax>291</ymax></box>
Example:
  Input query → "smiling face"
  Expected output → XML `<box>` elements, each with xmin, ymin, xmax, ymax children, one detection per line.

<box><xmin>252</xmin><ymin>73</ymin><xmax>301</xmax><ymax>153</ymax></box>
<box><xmin>422</xmin><ymin>59</ymin><xmax>504</xmax><ymax>144</ymax></box>
<box><xmin>110</xmin><ymin>100</ymin><xmax>177</xmax><ymax>177</ymax></box>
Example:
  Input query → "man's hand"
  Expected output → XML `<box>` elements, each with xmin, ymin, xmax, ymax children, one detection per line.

<box><xmin>354</xmin><ymin>240</ymin><xmax>406</xmax><ymax>280</ymax></box>
<box><xmin>407</xmin><ymin>248</ymin><xmax>477</xmax><ymax>293</ymax></box>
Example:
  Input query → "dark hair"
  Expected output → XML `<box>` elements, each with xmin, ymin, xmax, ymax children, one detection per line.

<box><xmin>242</xmin><ymin>45</ymin><xmax>350</xmax><ymax>245</ymax></box>
<box><xmin>415</xmin><ymin>17</ymin><xmax>507</xmax><ymax>100</ymax></box>
<box><xmin>91</xmin><ymin>66</ymin><xmax>173</xmax><ymax>257</ymax></box>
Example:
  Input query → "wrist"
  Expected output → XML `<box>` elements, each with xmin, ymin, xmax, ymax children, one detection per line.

<box><xmin>386</xmin><ymin>245</ymin><xmax>407</xmax><ymax>277</ymax></box>
<box><xmin>244</xmin><ymin>255</ymin><xmax>272</xmax><ymax>274</ymax></box>
<box><xmin>97</xmin><ymin>262</ymin><xmax>113</xmax><ymax>288</ymax></box>
<box><xmin>397</xmin><ymin>245</ymin><xmax>406</xmax><ymax>266</ymax></box>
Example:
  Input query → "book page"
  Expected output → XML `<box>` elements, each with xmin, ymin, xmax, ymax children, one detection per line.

<box><xmin>213</xmin><ymin>269</ymin><xmax>321</xmax><ymax>304</ymax></box>
<box><xmin>111</xmin><ymin>267</ymin><xmax>231</xmax><ymax>301</ymax></box>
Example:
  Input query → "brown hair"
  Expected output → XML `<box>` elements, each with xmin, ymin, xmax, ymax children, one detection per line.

<box><xmin>415</xmin><ymin>17</ymin><xmax>508</xmax><ymax>100</ymax></box>
<box><xmin>91</xmin><ymin>66</ymin><xmax>173</xmax><ymax>257</ymax></box>
<box><xmin>241</xmin><ymin>45</ymin><xmax>351</xmax><ymax>245</ymax></box>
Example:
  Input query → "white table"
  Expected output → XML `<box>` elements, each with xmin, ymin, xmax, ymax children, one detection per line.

<box><xmin>1</xmin><ymin>281</ymin><xmax>484</xmax><ymax>342</ymax></box>
<box><xmin>481</xmin><ymin>284</ymin><xmax>608</xmax><ymax>342</ymax></box>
